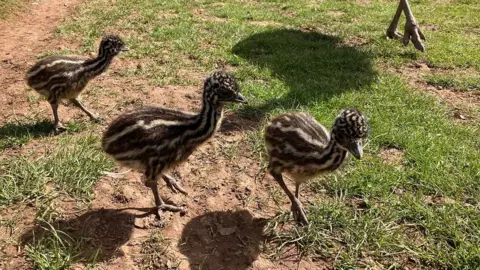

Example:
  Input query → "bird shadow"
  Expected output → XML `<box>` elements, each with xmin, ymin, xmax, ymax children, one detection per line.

<box><xmin>179</xmin><ymin>210</ymin><xmax>268</xmax><ymax>270</ymax></box>
<box><xmin>231</xmin><ymin>29</ymin><xmax>376</xmax><ymax>122</ymax></box>
<box><xmin>220</xmin><ymin>113</ymin><xmax>259</xmax><ymax>134</ymax></box>
<box><xmin>19</xmin><ymin>208</ymin><xmax>140</xmax><ymax>264</ymax></box>
<box><xmin>0</xmin><ymin>119</ymin><xmax>53</xmax><ymax>148</ymax></box>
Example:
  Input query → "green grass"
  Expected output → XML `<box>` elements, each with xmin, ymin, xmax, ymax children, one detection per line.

<box><xmin>0</xmin><ymin>119</ymin><xmax>53</xmax><ymax>150</ymax></box>
<box><xmin>24</xmin><ymin>221</ymin><xmax>87</xmax><ymax>270</ymax></box>
<box><xmin>0</xmin><ymin>118</ymin><xmax>90</xmax><ymax>151</ymax></box>
<box><xmin>0</xmin><ymin>135</ymin><xmax>113</xmax><ymax>206</ymax></box>
<box><xmin>426</xmin><ymin>72</ymin><xmax>480</xmax><ymax>92</ymax></box>
<box><xmin>1</xmin><ymin>0</ymin><xmax>480</xmax><ymax>269</ymax></box>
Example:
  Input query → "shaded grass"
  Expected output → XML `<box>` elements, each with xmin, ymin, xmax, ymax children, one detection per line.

<box><xmin>0</xmin><ymin>135</ymin><xmax>114</xmax><ymax>205</ymax></box>
<box><xmin>0</xmin><ymin>118</ymin><xmax>90</xmax><ymax>151</ymax></box>
<box><xmin>21</xmin><ymin>209</ymin><xmax>135</xmax><ymax>270</ymax></box>
<box><xmin>232</xmin><ymin>29</ymin><xmax>376</xmax><ymax>119</ymax></box>
<box><xmin>0</xmin><ymin>119</ymin><xmax>53</xmax><ymax>150</ymax></box>
<box><xmin>2</xmin><ymin>0</ymin><xmax>478</xmax><ymax>268</ymax></box>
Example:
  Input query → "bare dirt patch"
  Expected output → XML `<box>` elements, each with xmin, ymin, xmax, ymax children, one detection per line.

<box><xmin>379</xmin><ymin>147</ymin><xmax>404</xmax><ymax>166</ymax></box>
<box><xmin>326</xmin><ymin>10</ymin><xmax>345</xmax><ymax>17</ymax></box>
<box><xmin>342</xmin><ymin>36</ymin><xmax>369</xmax><ymax>47</ymax></box>
<box><xmin>355</xmin><ymin>0</ymin><xmax>371</xmax><ymax>7</ymax></box>
<box><xmin>249</xmin><ymin>20</ymin><xmax>284</xmax><ymax>27</ymax></box>
<box><xmin>179</xmin><ymin>210</ymin><xmax>266</xmax><ymax>269</ymax></box>
<box><xmin>191</xmin><ymin>8</ymin><xmax>228</xmax><ymax>23</ymax></box>
<box><xmin>424</xmin><ymin>195</ymin><xmax>456</xmax><ymax>205</ymax></box>
<box><xmin>0</xmin><ymin>204</ymin><xmax>37</xmax><ymax>270</ymax></box>
<box><xmin>422</xmin><ymin>24</ymin><xmax>440</xmax><ymax>32</ymax></box>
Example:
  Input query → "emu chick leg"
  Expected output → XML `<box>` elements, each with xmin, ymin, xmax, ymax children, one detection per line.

<box><xmin>147</xmin><ymin>181</ymin><xmax>185</xmax><ymax>213</ymax></box>
<box><xmin>71</xmin><ymin>98</ymin><xmax>101</xmax><ymax>122</ymax></box>
<box><xmin>49</xmin><ymin>102</ymin><xmax>66</xmax><ymax>134</ymax></box>
<box><xmin>271</xmin><ymin>171</ymin><xmax>308</xmax><ymax>225</ymax></box>
<box><xmin>145</xmin><ymin>166</ymin><xmax>185</xmax><ymax>219</ymax></box>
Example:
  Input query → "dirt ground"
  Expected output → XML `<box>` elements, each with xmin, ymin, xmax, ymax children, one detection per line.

<box><xmin>0</xmin><ymin>1</ymin><xmax>329</xmax><ymax>269</ymax></box>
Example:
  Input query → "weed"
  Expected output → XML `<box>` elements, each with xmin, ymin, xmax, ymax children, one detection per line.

<box><xmin>140</xmin><ymin>230</ymin><xmax>179</xmax><ymax>270</ymax></box>
<box><xmin>24</xmin><ymin>221</ymin><xmax>84</xmax><ymax>270</ymax></box>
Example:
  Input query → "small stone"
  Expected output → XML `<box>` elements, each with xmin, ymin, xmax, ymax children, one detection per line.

<box><xmin>217</xmin><ymin>226</ymin><xmax>237</xmax><ymax>236</ymax></box>
<box><xmin>134</xmin><ymin>218</ymin><xmax>148</xmax><ymax>229</ymax></box>
<box><xmin>454</xmin><ymin>111</ymin><xmax>467</xmax><ymax>120</ymax></box>
<box><xmin>392</xmin><ymin>187</ymin><xmax>404</xmax><ymax>195</ymax></box>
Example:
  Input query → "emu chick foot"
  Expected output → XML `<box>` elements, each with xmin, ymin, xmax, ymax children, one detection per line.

<box><xmin>291</xmin><ymin>198</ymin><xmax>309</xmax><ymax>225</ymax></box>
<box><xmin>162</xmin><ymin>174</ymin><xmax>188</xmax><ymax>195</ymax></box>
<box><xmin>54</xmin><ymin>123</ymin><xmax>67</xmax><ymax>134</ymax></box>
<box><xmin>152</xmin><ymin>203</ymin><xmax>186</xmax><ymax>219</ymax></box>
<box><xmin>91</xmin><ymin>115</ymin><xmax>104</xmax><ymax>123</ymax></box>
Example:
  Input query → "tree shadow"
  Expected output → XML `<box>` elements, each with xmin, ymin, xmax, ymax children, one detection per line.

<box><xmin>0</xmin><ymin>119</ymin><xmax>53</xmax><ymax>149</ymax></box>
<box><xmin>232</xmin><ymin>29</ymin><xmax>376</xmax><ymax>120</ymax></box>
<box><xmin>179</xmin><ymin>210</ymin><xmax>267</xmax><ymax>270</ymax></box>
<box><xmin>20</xmin><ymin>208</ymin><xmax>137</xmax><ymax>264</ymax></box>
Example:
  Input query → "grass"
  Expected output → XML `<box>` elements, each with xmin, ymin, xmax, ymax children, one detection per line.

<box><xmin>24</xmin><ymin>221</ymin><xmax>86</xmax><ymax>270</ymax></box>
<box><xmin>426</xmin><ymin>72</ymin><xmax>480</xmax><ymax>92</ymax></box>
<box><xmin>0</xmin><ymin>117</ymin><xmax>90</xmax><ymax>151</ymax></box>
<box><xmin>1</xmin><ymin>0</ymin><xmax>479</xmax><ymax>269</ymax></box>
<box><xmin>0</xmin><ymin>119</ymin><xmax>53</xmax><ymax>150</ymax></box>
<box><xmin>0</xmin><ymin>135</ymin><xmax>113</xmax><ymax>206</ymax></box>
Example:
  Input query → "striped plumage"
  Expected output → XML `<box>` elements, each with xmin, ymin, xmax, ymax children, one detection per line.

<box><xmin>102</xmin><ymin>71</ymin><xmax>247</xmax><ymax>217</ymax></box>
<box><xmin>26</xmin><ymin>35</ymin><xmax>128</xmax><ymax>133</ymax></box>
<box><xmin>265</xmin><ymin>109</ymin><xmax>368</xmax><ymax>224</ymax></box>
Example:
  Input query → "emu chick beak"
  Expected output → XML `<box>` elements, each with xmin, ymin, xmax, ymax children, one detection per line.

<box><xmin>348</xmin><ymin>140</ymin><xmax>363</xmax><ymax>159</ymax></box>
<box><xmin>233</xmin><ymin>93</ymin><xmax>248</xmax><ymax>104</ymax></box>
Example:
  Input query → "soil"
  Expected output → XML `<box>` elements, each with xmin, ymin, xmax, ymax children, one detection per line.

<box><xmin>0</xmin><ymin>1</ymin><xmax>328</xmax><ymax>269</ymax></box>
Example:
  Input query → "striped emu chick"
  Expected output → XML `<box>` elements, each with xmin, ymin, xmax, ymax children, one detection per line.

<box><xmin>26</xmin><ymin>35</ymin><xmax>128</xmax><ymax>133</ymax></box>
<box><xmin>102</xmin><ymin>72</ymin><xmax>247</xmax><ymax>217</ymax></box>
<box><xmin>265</xmin><ymin>109</ymin><xmax>368</xmax><ymax>225</ymax></box>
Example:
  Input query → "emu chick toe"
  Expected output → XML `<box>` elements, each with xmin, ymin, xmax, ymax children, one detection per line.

<box><xmin>291</xmin><ymin>199</ymin><xmax>309</xmax><ymax>225</ymax></box>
